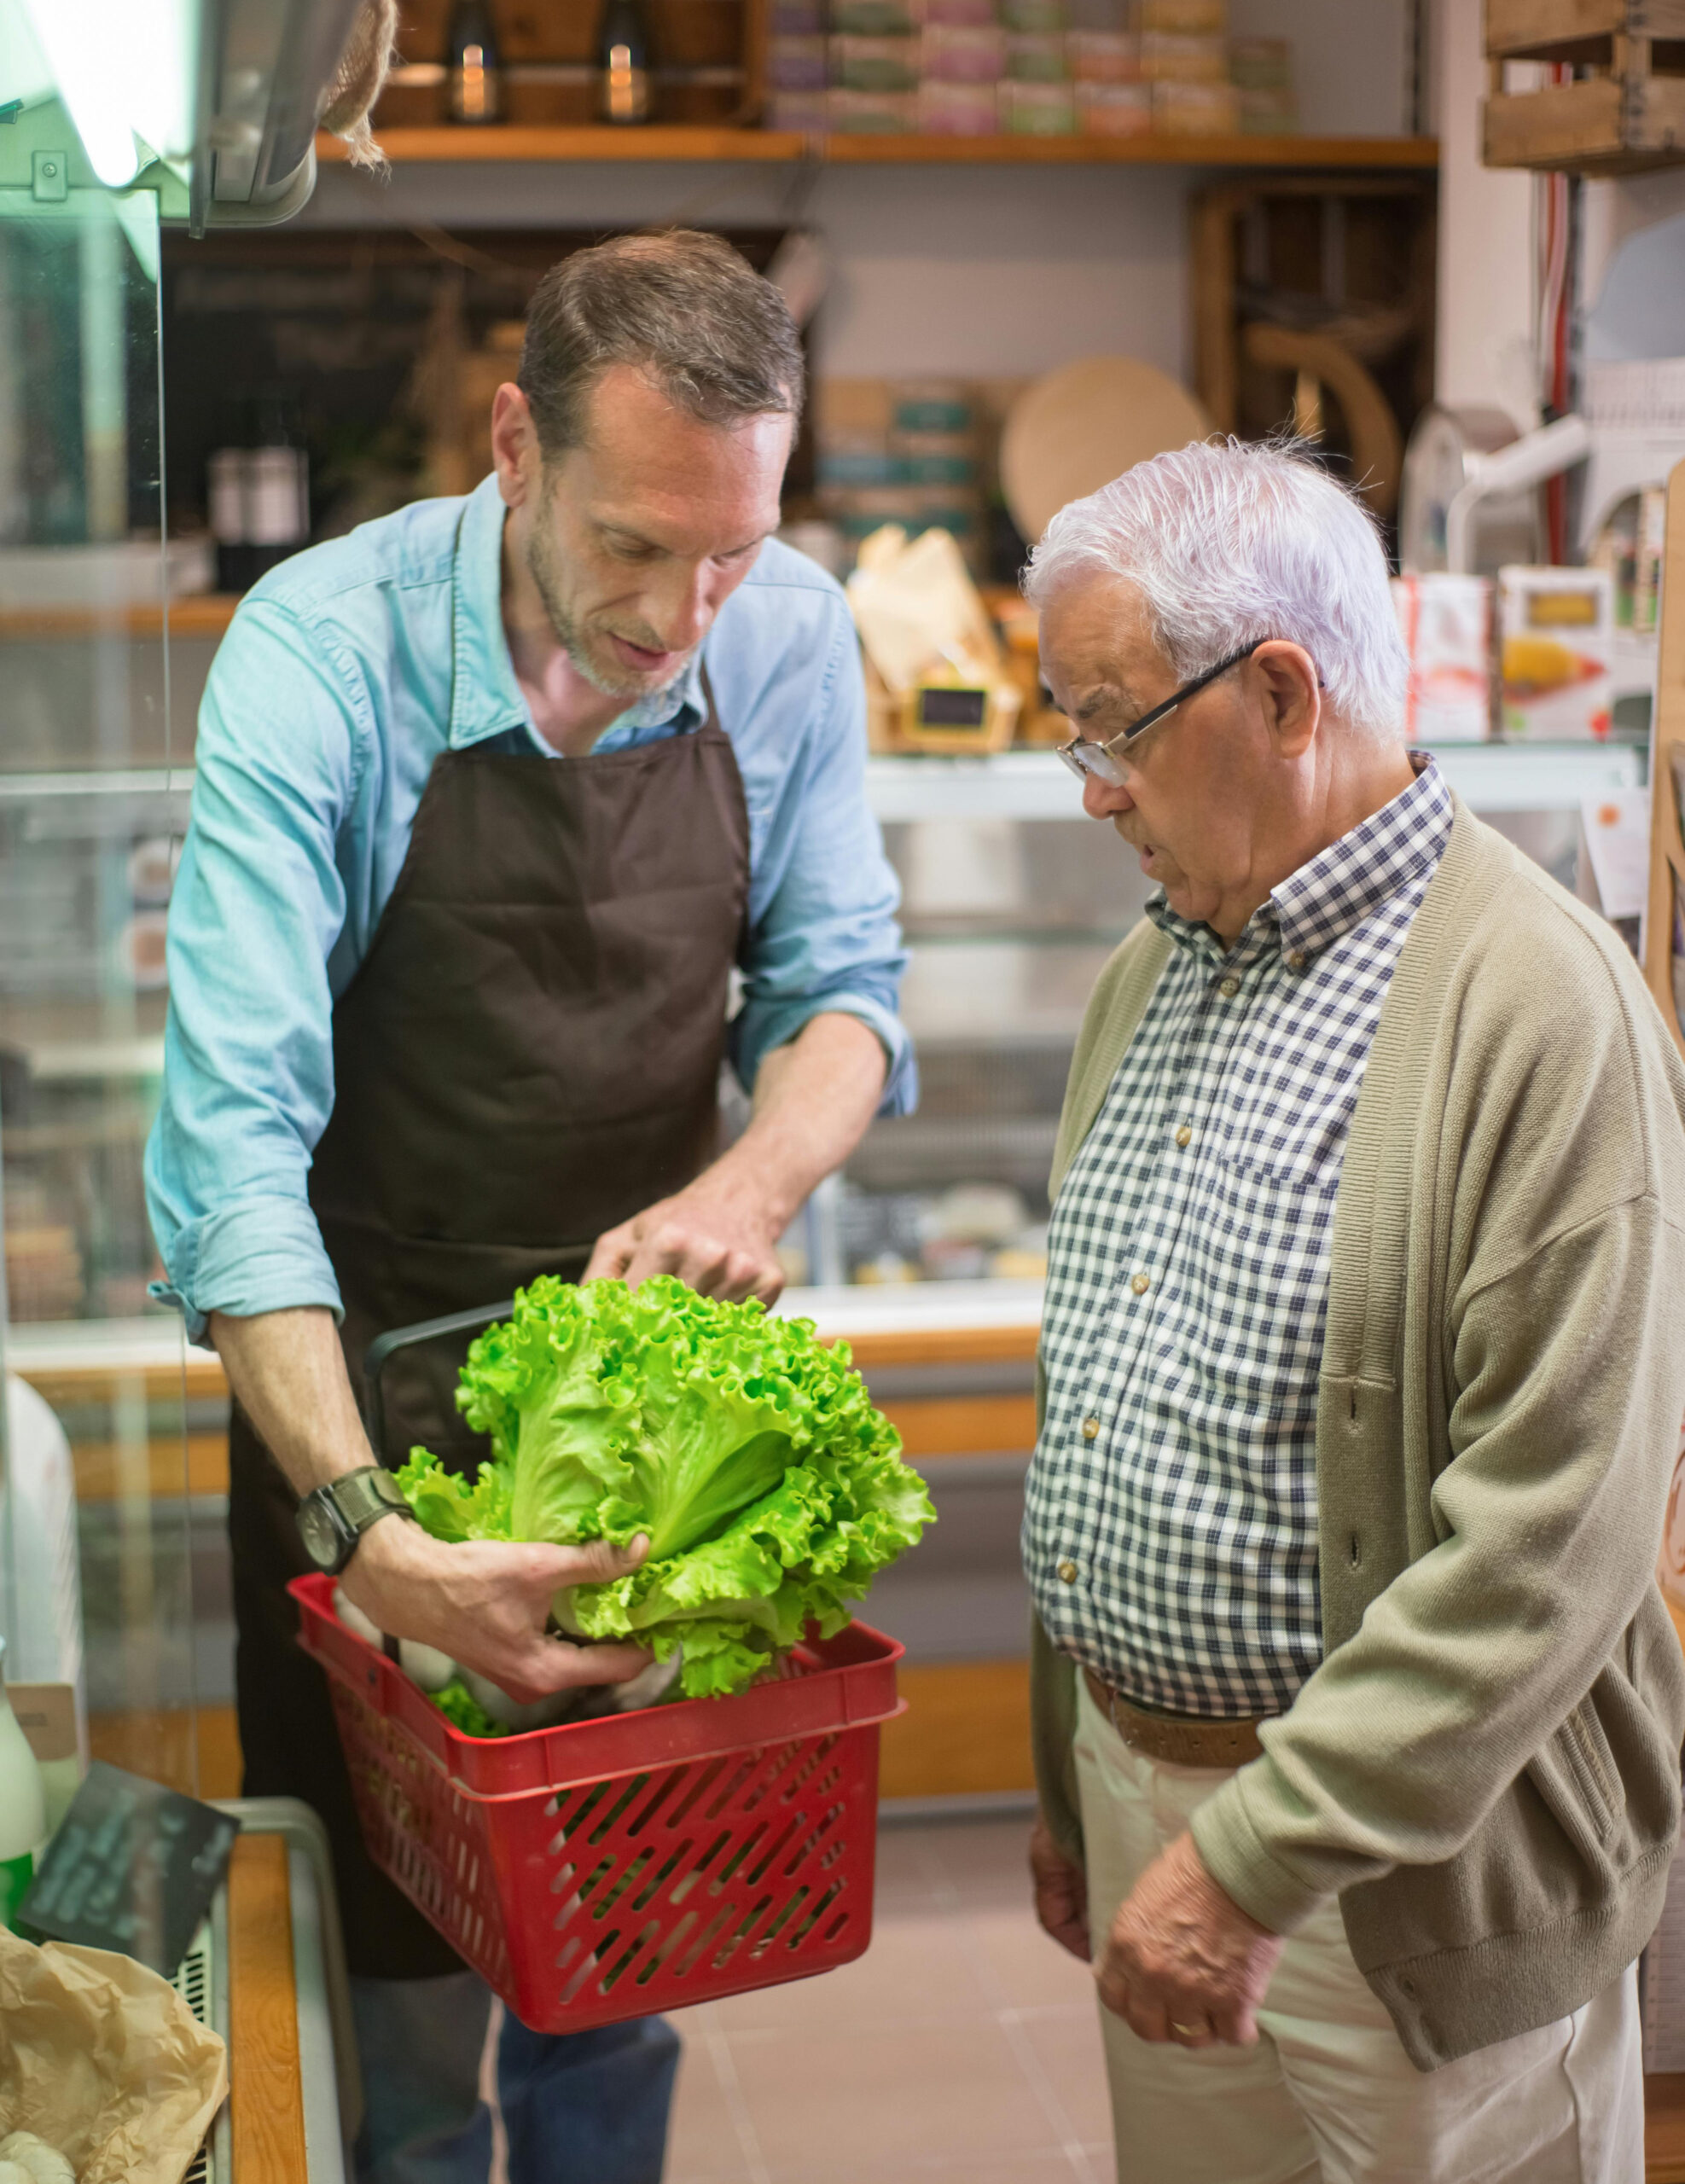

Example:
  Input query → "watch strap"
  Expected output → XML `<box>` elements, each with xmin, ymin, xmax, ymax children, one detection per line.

<box><xmin>329</xmin><ymin>1465</ymin><xmax>415</xmax><ymax>1533</ymax></box>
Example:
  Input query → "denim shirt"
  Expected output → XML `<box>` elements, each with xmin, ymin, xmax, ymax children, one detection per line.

<box><xmin>144</xmin><ymin>473</ymin><xmax>912</xmax><ymax>1338</ymax></box>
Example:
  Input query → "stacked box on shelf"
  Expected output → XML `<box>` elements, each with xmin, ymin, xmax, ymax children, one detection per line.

<box><xmin>1230</xmin><ymin>35</ymin><xmax>1295</xmax><ymax>135</ymax></box>
<box><xmin>1140</xmin><ymin>0</ymin><xmax>1237</xmax><ymax>134</ymax></box>
<box><xmin>921</xmin><ymin>0</ymin><xmax>1003</xmax><ymax>136</ymax></box>
<box><xmin>817</xmin><ymin>380</ymin><xmax>987</xmax><ymax>572</ymax></box>
<box><xmin>830</xmin><ymin>0</ymin><xmax>921</xmax><ymax>130</ymax></box>
<box><xmin>768</xmin><ymin>0</ymin><xmax>831</xmax><ymax>130</ymax></box>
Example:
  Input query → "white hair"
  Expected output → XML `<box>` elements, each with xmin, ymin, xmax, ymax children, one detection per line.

<box><xmin>1023</xmin><ymin>439</ymin><xmax>1409</xmax><ymax>740</ymax></box>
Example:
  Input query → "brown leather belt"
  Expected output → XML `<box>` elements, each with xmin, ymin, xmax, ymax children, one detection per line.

<box><xmin>1083</xmin><ymin>1666</ymin><xmax>1269</xmax><ymax>1768</ymax></box>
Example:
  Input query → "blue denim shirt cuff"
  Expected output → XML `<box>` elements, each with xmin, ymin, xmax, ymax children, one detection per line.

<box><xmin>158</xmin><ymin>1196</ymin><xmax>346</xmax><ymax>1342</ymax></box>
<box><xmin>730</xmin><ymin>992</ymin><xmax>918</xmax><ymax>1118</ymax></box>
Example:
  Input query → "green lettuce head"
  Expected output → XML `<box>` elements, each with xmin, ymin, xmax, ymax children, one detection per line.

<box><xmin>397</xmin><ymin>1275</ymin><xmax>934</xmax><ymax>1697</ymax></box>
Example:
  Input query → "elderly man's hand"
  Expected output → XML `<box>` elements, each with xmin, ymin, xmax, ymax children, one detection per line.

<box><xmin>1095</xmin><ymin>1830</ymin><xmax>1284</xmax><ymax>2047</ymax></box>
<box><xmin>1029</xmin><ymin>1815</ymin><xmax>1090</xmax><ymax>1960</ymax></box>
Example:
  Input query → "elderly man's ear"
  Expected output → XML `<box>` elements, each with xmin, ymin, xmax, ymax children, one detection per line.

<box><xmin>1252</xmin><ymin>640</ymin><xmax>1322</xmax><ymax>759</ymax></box>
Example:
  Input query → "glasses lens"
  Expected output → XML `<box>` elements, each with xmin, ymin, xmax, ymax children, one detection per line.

<box><xmin>1056</xmin><ymin>742</ymin><xmax>1090</xmax><ymax>783</ymax></box>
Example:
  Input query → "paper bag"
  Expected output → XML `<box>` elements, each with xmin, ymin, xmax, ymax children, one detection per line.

<box><xmin>0</xmin><ymin>1926</ymin><xmax>227</xmax><ymax>2184</ymax></box>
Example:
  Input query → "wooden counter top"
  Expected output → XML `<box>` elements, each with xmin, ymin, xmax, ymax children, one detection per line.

<box><xmin>225</xmin><ymin>1833</ymin><xmax>309</xmax><ymax>2184</ymax></box>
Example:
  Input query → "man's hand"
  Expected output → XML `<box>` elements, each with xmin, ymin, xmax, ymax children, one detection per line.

<box><xmin>584</xmin><ymin>1172</ymin><xmax>782</xmax><ymax>1304</ymax></box>
<box><xmin>1029</xmin><ymin>1815</ymin><xmax>1090</xmax><ymax>1960</ymax></box>
<box><xmin>584</xmin><ymin>1012</ymin><xmax>888</xmax><ymax>1304</ymax></box>
<box><xmin>340</xmin><ymin>1508</ymin><xmax>654</xmax><ymax>1704</ymax></box>
<box><xmin>1095</xmin><ymin>1830</ymin><xmax>1284</xmax><ymax>2048</ymax></box>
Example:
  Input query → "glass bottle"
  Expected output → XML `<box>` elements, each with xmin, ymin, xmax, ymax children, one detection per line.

<box><xmin>597</xmin><ymin>0</ymin><xmax>654</xmax><ymax>125</ymax></box>
<box><xmin>448</xmin><ymin>0</ymin><xmax>505</xmax><ymax>124</ymax></box>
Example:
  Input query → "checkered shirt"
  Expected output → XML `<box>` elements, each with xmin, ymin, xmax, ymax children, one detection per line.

<box><xmin>1023</xmin><ymin>758</ymin><xmax>1453</xmax><ymax>1718</ymax></box>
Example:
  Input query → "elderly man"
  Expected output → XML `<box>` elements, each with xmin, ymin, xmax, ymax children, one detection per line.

<box><xmin>1020</xmin><ymin>440</ymin><xmax>1685</xmax><ymax>2184</ymax></box>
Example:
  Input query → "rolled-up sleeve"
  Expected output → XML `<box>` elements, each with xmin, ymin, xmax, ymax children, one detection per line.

<box><xmin>729</xmin><ymin>601</ymin><xmax>916</xmax><ymax>1115</ymax></box>
<box><xmin>143</xmin><ymin>600</ymin><xmax>363</xmax><ymax>1339</ymax></box>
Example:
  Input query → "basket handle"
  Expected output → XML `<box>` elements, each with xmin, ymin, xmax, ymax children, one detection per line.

<box><xmin>360</xmin><ymin>1298</ymin><xmax>515</xmax><ymax>1460</ymax></box>
<box><xmin>361</xmin><ymin>1298</ymin><xmax>513</xmax><ymax>1665</ymax></box>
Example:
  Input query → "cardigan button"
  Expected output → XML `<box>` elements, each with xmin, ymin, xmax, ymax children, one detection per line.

<box><xmin>1057</xmin><ymin>1559</ymin><xmax>1079</xmax><ymax>1584</ymax></box>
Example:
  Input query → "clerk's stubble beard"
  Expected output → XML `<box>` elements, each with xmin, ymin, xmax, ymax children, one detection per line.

<box><xmin>526</xmin><ymin>483</ymin><xmax>690</xmax><ymax>703</ymax></box>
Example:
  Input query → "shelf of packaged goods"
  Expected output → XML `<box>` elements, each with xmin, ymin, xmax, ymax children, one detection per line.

<box><xmin>864</xmin><ymin>742</ymin><xmax>1647</xmax><ymax>822</ymax></box>
<box><xmin>316</xmin><ymin>125</ymin><xmax>1438</xmax><ymax>169</ymax></box>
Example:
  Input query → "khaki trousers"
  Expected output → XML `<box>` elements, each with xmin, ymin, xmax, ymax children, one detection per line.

<box><xmin>1073</xmin><ymin>1676</ymin><xmax>1644</xmax><ymax>2184</ymax></box>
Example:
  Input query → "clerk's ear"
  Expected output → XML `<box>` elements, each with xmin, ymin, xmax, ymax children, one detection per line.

<box><xmin>491</xmin><ymin>383</ymin><xmax>542</xmax><ymax>506</ymax></box>
<box><xmin>1251</xmin><ymin>640</ymin><xmax>1321</xmax><ymax>760</ymax></box>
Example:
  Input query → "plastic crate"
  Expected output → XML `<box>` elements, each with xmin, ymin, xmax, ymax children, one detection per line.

<box><xmin>290</xmin><ymin>1573</ymin><xmax>905</xmax><ymax>2031</ymax></box>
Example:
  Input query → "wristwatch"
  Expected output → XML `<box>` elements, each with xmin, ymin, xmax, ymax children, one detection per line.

<box><xmin>295</xmin><ymin>1466</ymin><xmax>417</xmax><ymax>1576</ymax></box>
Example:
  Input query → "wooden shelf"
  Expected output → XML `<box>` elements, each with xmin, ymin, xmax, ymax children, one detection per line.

<box><xmin>0</xmin><ymin>594</ymin><xmax>241</xmax><ymax>640</ymax></box>
<box><xmin>318</xmin><ymin>125</ymin><xmax>1438</xmax><ymax>169</ymax></box>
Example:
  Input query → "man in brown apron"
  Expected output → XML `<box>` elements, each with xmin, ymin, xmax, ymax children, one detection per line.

<box><xmin>147</xmin><ymin>232</ymin><xmax>911</xmax><ymax>2184</ymax></box>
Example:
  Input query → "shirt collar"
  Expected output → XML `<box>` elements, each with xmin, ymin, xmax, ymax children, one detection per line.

<box><xmin>1148</xmin><ymin>752</ymin><xmax>1452</xmax><ymax>967</ymax></box>
<box><xmin>448</xmin><ymin>471</ymin><xmax>708</xmax><ymax>753</ymax></box>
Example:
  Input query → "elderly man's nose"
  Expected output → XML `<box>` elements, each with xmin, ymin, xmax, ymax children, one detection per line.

<box><xmin>1083</xmin><ymin>770</ymin><xmax>1130</xmax><ymax>821</ymax></box>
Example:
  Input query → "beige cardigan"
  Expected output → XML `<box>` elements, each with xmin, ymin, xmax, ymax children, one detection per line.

<box><xmin>1029</xmin><ymin>799</ymin><xmax>1685</xmax><ymax>2070</ymax></box>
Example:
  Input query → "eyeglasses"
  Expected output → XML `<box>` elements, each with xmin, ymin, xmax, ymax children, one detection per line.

<box><xmin>1055</xmin><ymin>643</ymin><xmax>1261</xmax><ymax>787</ymax></box>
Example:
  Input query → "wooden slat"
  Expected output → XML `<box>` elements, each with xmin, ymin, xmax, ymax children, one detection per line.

<box><xmin>1651</xmin><ymin>2073</ymin><xmax>1685</xmax><ymax>2182</ymax></box>
<box><xmin>226</xmin><ymin>1833</ymin><xmax>309</xmax><ymax>2184</ymax></box>
<box><xmin>1484</xmin><ymin>73</ymin><xmax>1685</xmax><ymax>172</ymax></box>
<box><xmin>1487</xmin><ymin>0</ymin><xmax>1628</xmax><ymax>58</ymax></box>
<box><xmin>70</xmin><ymin>1430</ymin><xmax>230</xmax><ymax>1502</ymax></box>
<box><xmin>318</xmin><ymin>125</ymin><xmax>1438</xmax><ymax>169</ymax></box>
<box><xmin>0</xmin><ymin>595</ymin><xmax>240</xmax><ymax>641</ymax></box>
<box><xmin>880</xmin><ymin>1658</ymin><xmax>1034</xmax><ymax>1798</ymax></box>
<box><xmin>883</xmin><ymin>1394</ymin><xmax>1036</xmax><ymax>1459</ymax></box>
<box><xmin>1647</xmin><ymin>460</ymin><xmax>1685</xmax><ymax>1063</ymax></box>
<box><xmin>840</xmin><ymin>1323</ymin><xmax>1040</xmax><ymax>1368</ymax></box>
<box><xmin>16</xmin><ymin>1356</ymin><xmax>230</xmax><ymax>1410</ymax></box>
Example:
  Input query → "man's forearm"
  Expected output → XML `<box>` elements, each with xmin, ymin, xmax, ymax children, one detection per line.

<box><xmin>210</xmin><ymin>1304</ymin><xmax>375</xmax><ymax>1499</ymax></box>
<box><xmin>714</xmin><ymin>1011</ymin><xmax>886</xmax><ymax>1233</ymax></box>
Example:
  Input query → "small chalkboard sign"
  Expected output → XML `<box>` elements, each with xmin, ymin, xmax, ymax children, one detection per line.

<box><xmin>19</xmin><ymin>1761</ymin><xmax>240</xmax><ymax>1979</ymax></box>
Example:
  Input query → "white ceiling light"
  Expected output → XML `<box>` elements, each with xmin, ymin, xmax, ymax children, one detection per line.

<box><xmin>15</xmin><ymin>0</ymin><xmax>197</xmax><ymax>189</ymax></box>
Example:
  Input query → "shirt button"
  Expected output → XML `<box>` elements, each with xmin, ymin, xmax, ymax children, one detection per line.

<box><xmin>1287</xmin><ymin>948</ymin><xmax>1308</xmax><ymax>971</ymax></box>
<box><xmin>1174</xmin><ymin>1124</ymin><xmax>1192</xmax><ymax>1148</ymax></box>
<box><xmin>1081</xmin><ymin>1414</ymin><xmax>1101</xmax><ymax>1440</ymax></box>
<box><xmin>1130</xmin><ymin>1272</ymin><xmax>1150</xmax><ymax>1296</ymax></box>
<box><xmin>1218</xmin><ymin>975</ymin><xmax>1241</xmax><ymax>998</ymax></box>
<box><xmin>1057</xmin><ymin>1558</ymin><xmax>1079</xmax><ymax>1584</ymax></box>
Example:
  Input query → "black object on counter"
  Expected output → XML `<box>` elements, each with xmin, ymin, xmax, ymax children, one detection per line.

<box><xmin>448</xmin><ymin>0</ymin><xmax>504</xmax><ymax>123</ymax></box>
<box><xmin>19</xmin><ymin>1762</ymin><xmax>240</xmax><ymax>1980</ymax></box>
<box><xmin>596</xmin><ymin>0</ymin><xmax>654</xmax><ymax>124</ymax></box>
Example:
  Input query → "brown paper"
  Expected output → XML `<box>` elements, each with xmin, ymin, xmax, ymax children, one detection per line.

<box><xmin>8</xmin><ymin>1687</ymin><xmax>77</xmax><ymax>1766</ymax></box>
<box><xmin>0</xmin><ymin>1926</ymin><xmax>227</xmax><ymax>2184</ymax></box>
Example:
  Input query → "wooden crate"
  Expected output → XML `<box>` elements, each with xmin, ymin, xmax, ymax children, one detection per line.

<box><xmin>1483</xmin><ymin>0</ymin><xmax>1685</xmax><ymax>173</ymax></box>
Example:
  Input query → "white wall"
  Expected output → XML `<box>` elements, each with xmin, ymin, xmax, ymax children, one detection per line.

<box><xmin>1430</xmin><ymin>0</ymin><xmax>1537</xmax><ymax>426</ymax></box>
<box><xmin>305</xmin><ymin>160</ymin><xmax>1190</xmax><ymax>380</ymax></box>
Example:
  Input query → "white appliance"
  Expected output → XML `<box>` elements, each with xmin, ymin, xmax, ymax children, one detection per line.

<box><xmin>0</xmin><ymin>1376</ymin><xmax>87</xmax><ymax>1751</ymax></box>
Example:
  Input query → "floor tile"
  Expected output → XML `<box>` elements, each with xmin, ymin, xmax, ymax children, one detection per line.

<box><xmin>665</xmin><ymin>2031</ymin><xmax>752</xmax><ymax>2184</ymax></box>
<box><xmin>726</xmin><ymin>2018</ymin><xmax>1059</xmax><ymax>2175</ymax></box>
<box><xmin>963</xmin><ymin>1900</ymin><xmax>1098</xmax><ymax>2012</ymax></box>
<box><xmin>781</xmin><ymin>2154</ymin><xmax>1084</xmax><ymax>2184</ymax></box>
<box><xmin>1012</xmin><ymin>2003</ymin><xmax>1114</xmax><ymax>2149</ymax></box>
<box><xmin>873</xmin><ymin>1823</ymin><xmax>947</xmax><ymax>1908</ymax></box>
<box><xmin>712</xmin><ymin>1906</ymin><xmax>995</xmax><ymax>2034</ymax></box>
<box><xmin>925</xmin><ymin>1818</ymin><xmax>1041</xmax><ymax>1906</ymax></box>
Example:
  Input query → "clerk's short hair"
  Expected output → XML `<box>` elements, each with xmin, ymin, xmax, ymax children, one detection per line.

<box><xmin>518</xmin><ymin>229</ymin><xmax>804</xmax><ymax>455</ymax></box>
<box><xmin>1023</xmin><ymin>439</ymin><xmax>1409</xmax><ymax>741</ymax></box>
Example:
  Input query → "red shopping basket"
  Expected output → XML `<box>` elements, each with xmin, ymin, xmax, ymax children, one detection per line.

<box><xmin>291</xmin><ymin>1572</ymin><xmax>905</xmax><ymax>2031</ymax></box>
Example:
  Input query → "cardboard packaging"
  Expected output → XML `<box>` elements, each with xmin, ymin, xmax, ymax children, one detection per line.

<box><xmin>1391</xmin><ymin>573</ymin><xmax>1492</xmax><ymax>743</ymax></box>
<box><xmin>1497</xmin><ymin>565</ymin><xmax>1614</xmax><ymax>742</ymax></box>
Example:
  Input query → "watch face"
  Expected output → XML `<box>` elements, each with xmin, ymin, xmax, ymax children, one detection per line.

<box><xmin>298</xmin><ymin>1496</ymin><xmax>342</xmax><ymax>1571</ymax></box>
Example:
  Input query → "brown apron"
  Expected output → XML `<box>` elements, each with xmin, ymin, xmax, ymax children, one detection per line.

<box><xmin>229</xmin><ymin>688</ymin><xmax>752</xmax><ymax>1978</ymax></box>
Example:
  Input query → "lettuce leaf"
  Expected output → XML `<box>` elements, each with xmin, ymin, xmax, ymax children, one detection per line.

<box><xmin>399</xmin><ymin>1275</ymin><xmax>933</xmax><ymax>1697</ymax></box>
